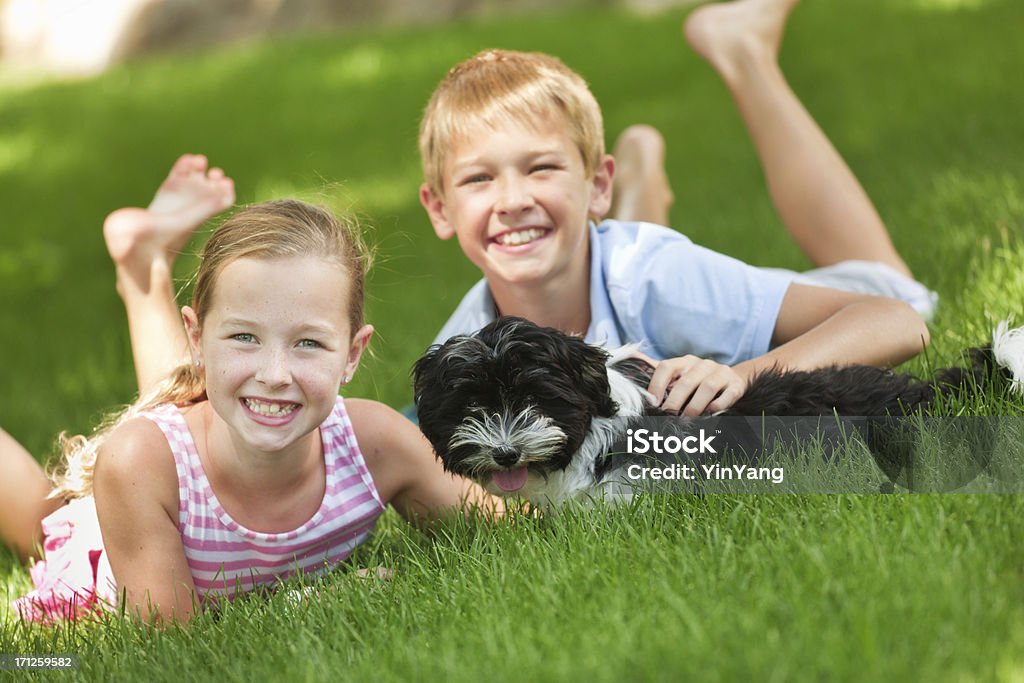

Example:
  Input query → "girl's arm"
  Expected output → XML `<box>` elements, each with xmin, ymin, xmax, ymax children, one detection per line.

<box><xmin>93</xmin><ymin>417</ymin><xmax>198</xmax><ymax>625</ymax></box>
<box><xmin>346</xmin><ymin>398</ymin><xmax>504</xmax><ymax>528</ymax></box>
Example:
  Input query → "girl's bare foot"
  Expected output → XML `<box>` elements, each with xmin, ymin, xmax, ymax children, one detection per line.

<box><xmin>103</xmin><ymin>154</ymin><xmax>235</xmax><ymax>292</ymax></box>
<box><xmin>610</xmin><ymin>124</ymin><xmax>675</xmax><ymax>226</ymax></box>
<box><xmin>355</xmin><ymin>566</ymin><xmax>395</xmax><ymax>581</ymax></box>
<box><xmin>683</xmin><ymin>0</ymin><xmax>800</xmax><ymax>84</ymax></box>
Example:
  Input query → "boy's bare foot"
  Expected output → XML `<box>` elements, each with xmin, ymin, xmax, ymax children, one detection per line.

<box><xmin>610</xmin><ymin>124</ymin><xmax>675</xmax><ymax>226</ymax></box>
<box><xmin>103</xmin><ymin>154</ymin><xmax>235</xmax><ymax>291</ymax></box>
<box><xmin>683</xmin><ymin>0</ymin><xmax>800</xmax><ymax>84</ymax></box>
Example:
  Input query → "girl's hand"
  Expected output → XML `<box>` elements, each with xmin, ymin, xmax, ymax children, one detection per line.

<box><xmin>642</xmin><ymin>353</ymin><xmax>747</xmax><ymax>416</ymax></box>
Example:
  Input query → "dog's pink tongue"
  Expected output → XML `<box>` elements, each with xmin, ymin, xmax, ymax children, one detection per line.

<box><xmin>492</xmin><ymin>467</ymin><xmax>529</xmax><ymax>492</ymax></box>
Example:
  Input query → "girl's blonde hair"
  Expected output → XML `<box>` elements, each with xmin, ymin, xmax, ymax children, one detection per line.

<box><xmin>418</xmin><ymin>49</ymin><xmax>606</xmax><ymax>196</ymax></box>
<box><xmin>50</xmin><ymin>199</ymin><xmax>371</xmax><ymax>499</ymax></box>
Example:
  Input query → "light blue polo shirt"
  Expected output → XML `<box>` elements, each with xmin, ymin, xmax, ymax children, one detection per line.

<box><xmin>432</xmin><ymin>220</ymin><xmax>791</xmax><ymax>364</ymax></box>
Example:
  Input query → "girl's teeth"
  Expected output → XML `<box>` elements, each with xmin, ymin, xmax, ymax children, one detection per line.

<box><xmin>245</xmin><ymin>399</ymin><xmax>297</xmax><ymax>417</ymax></box>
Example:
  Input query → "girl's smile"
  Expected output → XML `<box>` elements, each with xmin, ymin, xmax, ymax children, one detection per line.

<box><xmin>240</xmin><ymin>397</ymin><xmax>302</xmax><ymax>424</ymax></box>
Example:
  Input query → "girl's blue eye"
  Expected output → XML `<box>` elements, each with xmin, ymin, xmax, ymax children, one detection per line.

<box><xmin>298</xmin><ymin>339</ymin><xmax>322</xmax><ymax>349</ymax></box>
<box><xmin>233</xmin><ymin>333</ymin><xmax>256</xmax><ymax>343</ymax></box>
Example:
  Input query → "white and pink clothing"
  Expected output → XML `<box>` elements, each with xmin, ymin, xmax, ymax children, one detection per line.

<box><xmin>13</xmin><ymin>396</ymin><xmax>385</xmax><ymax>622</ymax></box>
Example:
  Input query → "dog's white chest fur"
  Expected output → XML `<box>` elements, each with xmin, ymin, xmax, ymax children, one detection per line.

<box><xmin>516</xmin><ymin>360</ymin><xmax>650</xmax><ymax>510</ymax></box>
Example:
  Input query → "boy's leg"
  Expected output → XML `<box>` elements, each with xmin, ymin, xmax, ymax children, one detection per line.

<box><xmin>684</xmin><ymin>0</ymin><xmax>912</xmax><ymax>277</ymax></box>
<box><xmin>103</xmin><ymin>154</ymin><xmax>234</xmax><ymax>394</ymax></box>
<box><xmin>610</xmin><ymin>125</ymin><xmax>675</xmax><ymax>226</ymax></box>
<box><xmin>0</xmin><ymin>428</ymin><xmax>61</xmax><ymax>563</ymax></box>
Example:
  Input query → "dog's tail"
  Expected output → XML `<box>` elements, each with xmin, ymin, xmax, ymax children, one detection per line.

<box><xmin>924</xmin><ymin>318</ymin><xmax>1024</xmax><ymax>409</ymax></box>
<box><xmin>992</xmin><ymin>319</ymin><xmax>1024</xmax><ymax>397</ymax></box>
<box><xmin>865</xmin><ymin>320</ymin><xmax>1024</xmax><ymax>492</ymax></box>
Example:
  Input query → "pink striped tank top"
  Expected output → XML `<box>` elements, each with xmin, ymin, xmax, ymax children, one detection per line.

<box><xmin>141</xmin><ymin>396</ymin><xmax>385</xmax><ymax>600</ymax></box>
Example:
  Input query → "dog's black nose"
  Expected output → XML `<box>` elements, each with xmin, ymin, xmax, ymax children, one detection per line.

<box><xmin>492</xmin><ymin>446</ymin><xmax>520</xmax><ymax>467</ymax></box>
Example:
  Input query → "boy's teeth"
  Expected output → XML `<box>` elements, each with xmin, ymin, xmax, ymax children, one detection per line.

<box><xmin>244</xmin><ymin>398</ymin><xmax>297</xmax><ymax>417</ymax></box>
<box><xmin>497</xmin><ymin>229</ymin><xmax>544</xmax><ymax>246</ymax></box>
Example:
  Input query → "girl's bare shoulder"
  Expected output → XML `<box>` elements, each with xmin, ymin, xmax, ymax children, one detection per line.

<box><xmin>343</xmin><ymin>398</ymin><xmax>421</xmax><ymax>453</ymax></box>
<box><xmin>342</xmin><ymin>398</ymin><xmax>440</xmax><ymax>500</ymax></box>
<box><xmin>96</xmin><ymin>411</ymin><xmax>179</xmax><ymax>512</ymax></box>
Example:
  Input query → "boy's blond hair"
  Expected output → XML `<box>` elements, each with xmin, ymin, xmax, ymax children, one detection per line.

<box><xmin>419</xmin><ymin>49</ymin><xmax>605</xmax><ymax>195</ymax></box>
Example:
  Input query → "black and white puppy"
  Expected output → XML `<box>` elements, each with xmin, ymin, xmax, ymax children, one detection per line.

<box><xmin>413</xmin><ymin>317</ymin><xmax>1024</xmax><ymax>507</ymax></box>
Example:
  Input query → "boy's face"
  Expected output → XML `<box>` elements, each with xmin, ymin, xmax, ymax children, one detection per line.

<box><xmin>420</xmin><ymin>114</ymin><xmax>613</xmax><ymax>291</ymax></box>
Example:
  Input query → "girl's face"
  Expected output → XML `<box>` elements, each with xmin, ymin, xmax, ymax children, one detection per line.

<box><xmin>183</xmin><ymin>255</ymin><xmax>372</xmax><ymax>455</ymax></box>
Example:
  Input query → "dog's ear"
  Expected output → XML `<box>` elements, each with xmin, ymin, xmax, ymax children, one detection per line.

<box><xmin>567</xmin><ymin>336</ymin><xmax>618</xmax><ymax>417</ymax></box>
<box><xmin>411</xmin><ymin>341</ymin><xmax>460</xmax><ymax>457</ymax></box>
<box><xmin>412</xmin><ymin>334</ymin><xmax>497</xmax><ymax>458</ymax></box>
<box><xmin>411</xmin><ymin>346</ymin><xmax>438</xmax><ymax>438</ymax></box>
<box><xmin>411</xmin><ymin>343</ymin><xmax>442</xmax><ymax>404</ymax></box>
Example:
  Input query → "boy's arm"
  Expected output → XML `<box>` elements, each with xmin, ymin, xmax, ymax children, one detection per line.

<box><xmin>744</xmin><ymin>283</ymin><xmax>930</xmax><ymax>372</ymax></box>
<box><xmin>649</xmin><ymin>284</ymin><xmax>929</xmax><ymax>415</ymax></box>
<box><xmin>93</xmin><ymin>417</ymin><xmax>199</xmax><ymax>625</ymax></box>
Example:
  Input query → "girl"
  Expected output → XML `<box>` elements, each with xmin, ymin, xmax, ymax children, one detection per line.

<box><xmin>4</xmin><ymin>155</ymin><xmax>497</xmax><ymax>625</ymax></box>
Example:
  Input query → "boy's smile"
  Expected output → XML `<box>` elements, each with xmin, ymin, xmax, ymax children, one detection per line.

<box><xmin>421</xmin><ymin>114</ymin><xmax>613</xmax><ymax>296</ymax></box>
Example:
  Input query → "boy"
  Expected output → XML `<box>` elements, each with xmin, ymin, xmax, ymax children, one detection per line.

<box><xmin>417</xmin><ymin>0</ymin><xmax>933</xmax><ymax>417</ymax></box>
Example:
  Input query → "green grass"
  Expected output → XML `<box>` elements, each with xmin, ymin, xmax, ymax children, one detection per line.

<box><xmin>3</xmin><ymin>497</ymin><xmax>1023</xmax><ymax>681</ymax></box>
<box><xmin>2</xmin><ymin>0</ymin><xmax>1023</xmax><ymax>680</ymax></box>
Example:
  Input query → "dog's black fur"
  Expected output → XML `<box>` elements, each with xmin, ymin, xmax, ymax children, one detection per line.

<box><xmin>413</xmin><ymin>316</ymin><xmax>1016</xmax><ymax>503</ymax></box>
<box><xmin>415</xmin><ymin>318</ymin><xmax>618</xmax><ymax>478</ymax></box>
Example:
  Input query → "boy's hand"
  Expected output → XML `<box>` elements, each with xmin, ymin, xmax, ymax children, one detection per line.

<box><xmin>642</xmin><ymin>353</ymin><xmax>747</xmax><ymax>416</ymax></box>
